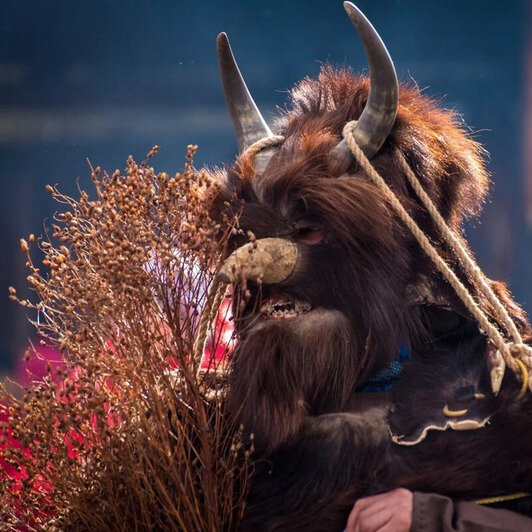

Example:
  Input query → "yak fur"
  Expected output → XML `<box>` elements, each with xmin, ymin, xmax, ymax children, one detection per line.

<box><xmin>212</xmin><ymin>67</ymin><xmax>532</xmax><ymax>530</ymax></box>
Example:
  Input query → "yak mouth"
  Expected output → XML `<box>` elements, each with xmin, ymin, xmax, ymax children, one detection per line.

<box><xmin>259</xmin><ymin>294</ymin><xmax>312</xmax><ymax>320</ymax></box>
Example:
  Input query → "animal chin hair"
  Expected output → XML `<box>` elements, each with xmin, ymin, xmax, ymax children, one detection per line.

<box><xmin>226</xmin><ymin>308</ymin><xmax>364</xmax><ymax>453</ymax></box>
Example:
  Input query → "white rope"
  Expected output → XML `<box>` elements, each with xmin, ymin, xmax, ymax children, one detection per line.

<box><xmin>231</xmin><ymin>126</ymin><xmax>532</xmax><ymax>396</ymax></box>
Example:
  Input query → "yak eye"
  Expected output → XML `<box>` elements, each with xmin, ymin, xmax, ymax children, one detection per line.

<box><xmin>292</xmin><ymin>227</ymin><xmax>327</xmax><ymax>245</ymax></box>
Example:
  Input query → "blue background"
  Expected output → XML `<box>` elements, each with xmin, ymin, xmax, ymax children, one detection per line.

<box><xmin>1</xmin><ymin>0</ymin><xmax>530</xmax><ymax>370</ymax></box>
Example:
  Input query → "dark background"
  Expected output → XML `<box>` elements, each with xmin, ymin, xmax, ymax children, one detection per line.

<box><xmin>1</xmin><ymin>0</ymin><xmax>531</xmax><ymax>371</ymax></box>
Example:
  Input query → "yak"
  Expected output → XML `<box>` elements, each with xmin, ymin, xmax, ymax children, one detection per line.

<box><xmin>210</xmin><ymin>3</ymin><xmax>532</xmax><ymax>529</ymax></box>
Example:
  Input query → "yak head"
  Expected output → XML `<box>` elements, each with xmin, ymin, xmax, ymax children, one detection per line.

<box><xmin>211</xmin><ymin>2</ymin><xmax>490</xmax><ymax>452</ymax></box>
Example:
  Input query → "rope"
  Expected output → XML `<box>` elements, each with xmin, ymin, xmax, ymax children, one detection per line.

<box><xmin>341</xmin><ymin>121</ymin><xmax>532</xmax><ymax>393</ymax></box>
<box><xmin>192</xmin><ymin>136</ymin><xmax>283</xmax><ymax>377</ymax></box>
<box><xmin>223</xmin><ymin>122</ymin><xmax>532</xmax><ymax>395</ymax></box>
<box><xmin>394</xmin><ymin>150</ymin><xmax>523</xmax><ymax>344</ymax></box>
<box><xmin>193</xmin><ymin>278</ymin><xmax>226</xmax><ymax>375</ymax></box>
<box><xmin>241</xmin><ymin>135</ymin><xmax>284</xmax><ymax>168</ymax></box>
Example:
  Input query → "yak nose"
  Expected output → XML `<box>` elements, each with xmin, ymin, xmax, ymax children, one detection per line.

<box><xmin>218</xmin><ymin>237</ymin><xmax>298</xmax><ymax>285</ymax></box>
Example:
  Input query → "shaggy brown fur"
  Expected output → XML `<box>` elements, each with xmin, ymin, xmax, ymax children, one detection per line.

<box><xmin>212</xmin><ymin>67</ymin><xmax>532</xmax><ymax>529</ymax></box>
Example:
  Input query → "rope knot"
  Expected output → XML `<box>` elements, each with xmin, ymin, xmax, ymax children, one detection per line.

<box><xmin>493</xmin><ymin>342</ymin><xmax>532</xmax><ymax>399</ymax></box>
<box><xmin>508</xmin><ymin>342</ymin><xmax>532</xmax><ymax>362</ymax></box>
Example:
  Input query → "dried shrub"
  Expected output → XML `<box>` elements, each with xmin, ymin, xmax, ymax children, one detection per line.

<box><xmin>1</xmin><ymin>146</ymin><xmax>251</xmax><ymax>530</ymax></box>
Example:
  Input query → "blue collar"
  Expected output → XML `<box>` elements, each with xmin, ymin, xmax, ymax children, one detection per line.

<box><xmin>358</xmin><ymin>343</ymin><xmax>411</xmax><ymax>393</ymax></box>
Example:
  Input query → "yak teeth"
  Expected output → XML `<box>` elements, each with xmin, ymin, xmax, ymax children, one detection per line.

<box><xmin>271</xmin><ymin>310</ymin><xmax>296</xmax><ymax>318</ymax></box>
<box><xmin>259</xmin><ymin>298</ymin><xmax>311</xmax><ymax>319</ymax></box>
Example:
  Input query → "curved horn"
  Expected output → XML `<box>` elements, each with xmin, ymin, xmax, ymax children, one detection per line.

<box><xmin>217</xmin><ymin>32</ymin><xmax>273</xmax><ymax>153</ymax></box>
<box><xmin>334</xmin><ymin>2</ymin><xmax>398</xmax><ymax>159</ymax></box>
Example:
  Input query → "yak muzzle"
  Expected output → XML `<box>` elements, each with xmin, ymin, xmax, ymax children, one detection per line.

<box><xmin>218</xmin><ymin>237</ymin><xmax>298</xmax><ymax>285</ymax></box>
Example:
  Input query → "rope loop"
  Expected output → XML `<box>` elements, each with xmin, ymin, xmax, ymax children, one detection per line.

<box><xmin>508</xmin><ymin>342</ymin><xmax>532</xmax><ymax>361</ymax></box>
<box><xmin>241</xmin><ymin>135</ymin><xmax>284</xmax><ymax>169</ymax></box>
<box><xmin>194</xmin><ymin>136</ymin><xmax>285</xmax><ymax>371</ymax></box>
<box><xmin>193</xmin><ymin>278</ymin><xmax>226</xmax><ymax>376</ymax></box>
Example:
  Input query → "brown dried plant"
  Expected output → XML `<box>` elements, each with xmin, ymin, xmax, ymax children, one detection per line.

<box><xmin>0</xmin><ymin>146</ymin><xmax>251</xmax><ymax>531</ymax></box>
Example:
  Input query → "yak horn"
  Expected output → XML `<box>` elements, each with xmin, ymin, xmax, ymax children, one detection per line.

<box><xmin>333</xmin><ymin>2</ymin><xmax>398</xmax><ymax>159</ymax></box>
<box><xmin>217</xmin><ymin>32</ymin><xmax>274</xmax><ymax>156</ymax></box>
<box><xmin>218</xmin><ymin>238</ymin><xmax>298</xmax><ymax>285</ymax></box>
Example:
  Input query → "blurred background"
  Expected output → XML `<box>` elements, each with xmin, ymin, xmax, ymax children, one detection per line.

<box><xmin>1</xmin><ymin>0</ymin><xmax>531</xmax><ymax>373</ymax></box>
